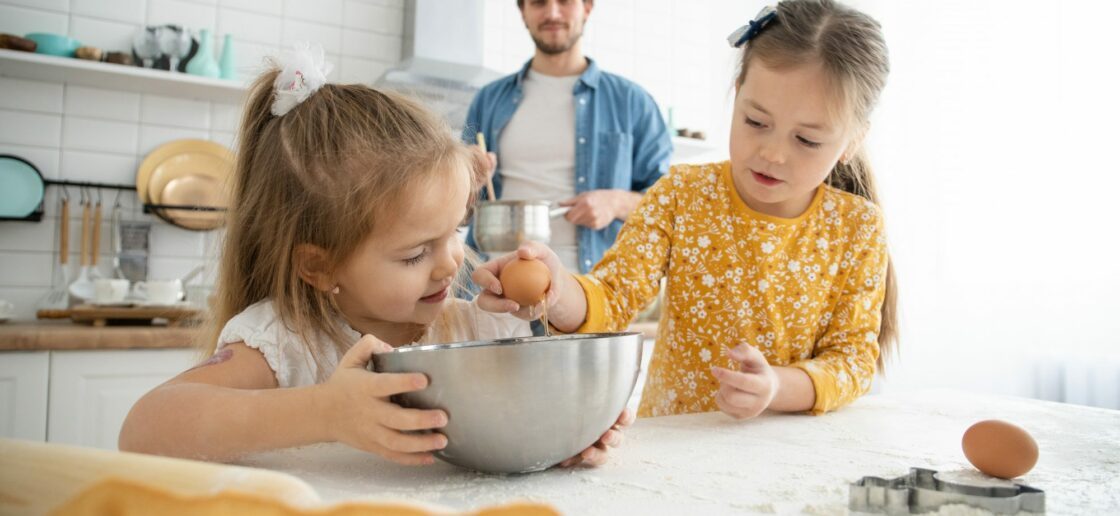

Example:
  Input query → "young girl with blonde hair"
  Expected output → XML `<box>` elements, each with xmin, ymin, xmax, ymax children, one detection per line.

<box><xmin>120</xmin><ymin>45</ymin><xmax>628</xmax><ymax>466</ymax></box>
<box><xmin>476</xmin><ymin>0</ymin><xmax>897</xmax><ymax>419</ymax></box>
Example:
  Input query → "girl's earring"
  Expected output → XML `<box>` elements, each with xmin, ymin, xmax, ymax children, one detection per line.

<box><xmin>331</xmin><ymin>286</ymin><xmax>340</xmax><ymax>295</ymax></box>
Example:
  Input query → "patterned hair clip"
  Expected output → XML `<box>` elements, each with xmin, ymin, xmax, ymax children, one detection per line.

<box><xmin>271</xmin><ymin>42</ymin><xmax>334</xmax><ymax>116</ymax></box>
<box><xmin>727</xmin><ymin>5</ymin><xmax>778</xmax><ymax>48</ymax></box>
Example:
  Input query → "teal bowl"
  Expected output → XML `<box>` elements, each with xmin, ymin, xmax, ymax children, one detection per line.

<box><xmin>25</xmin><ymin>33</ymin><xmax>81</xmax><ymax>57</ymax></box>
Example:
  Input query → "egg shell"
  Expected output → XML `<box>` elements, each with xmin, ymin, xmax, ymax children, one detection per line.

<box><xmin>499</xmin><ymin>258</ymin><xmax>551</xmax><ymax>306</ymax></box>
<box><xmin>961</xmin><ymin>419</ymin><xmax>1039</xmax><ymax>479</ymax></box>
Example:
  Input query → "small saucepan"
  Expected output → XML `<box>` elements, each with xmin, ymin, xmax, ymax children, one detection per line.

<box><xmin>472</xmin><ymin>200</ymin><xmax>571</xmax><ymax>253</ymax></box>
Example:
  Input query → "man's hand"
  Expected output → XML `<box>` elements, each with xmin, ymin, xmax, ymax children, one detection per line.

<box><xmin>559</xmin><ymin>189</ymin><xmax>642</xmax><ymax>230</ymax></box>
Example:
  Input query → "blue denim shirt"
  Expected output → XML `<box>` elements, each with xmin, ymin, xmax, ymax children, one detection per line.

<box><xmin>463</xmin><ymin>58</ymin><xmax>672</xmax><ymax>273</ymax></box>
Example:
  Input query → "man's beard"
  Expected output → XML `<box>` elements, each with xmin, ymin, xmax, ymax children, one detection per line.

<box><xmin>530</xmin><ymin>23</ymin><xmax>583</xmax><ymax>55</ymax></box>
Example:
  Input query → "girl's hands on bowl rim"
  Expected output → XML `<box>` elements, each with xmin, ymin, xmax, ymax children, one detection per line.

<box><xmin>473</xmin><ymin>241</ymin><xmax>568</xmax><ymax>321</ymax></box>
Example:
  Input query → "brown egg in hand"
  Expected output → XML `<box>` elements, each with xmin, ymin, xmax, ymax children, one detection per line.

<box><xmin>961</xmin><ymin>419</ymin><xmax>1039</xmax><ymax>479</ymax></box>
<box><xmin>499</xmin><ymin>258</ymin><xmax>551</xmax><ymax>307</ymax></box>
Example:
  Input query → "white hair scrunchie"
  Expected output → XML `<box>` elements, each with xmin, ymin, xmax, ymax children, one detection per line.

<box><xmin>271</xmin><ymin>42</ymin><xmax>334</xmax><ymax>116</ymax></box>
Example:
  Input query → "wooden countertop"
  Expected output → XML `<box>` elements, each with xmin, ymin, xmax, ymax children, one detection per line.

<box><xmin>0</xmin><ymin>321</ymin><xmax>199</xmax><ymax>351</ymax></box>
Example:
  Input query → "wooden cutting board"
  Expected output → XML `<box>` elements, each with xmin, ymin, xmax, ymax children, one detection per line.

<box><xmin>68</xmin><ymin>304</ymin><xmax>202</xmax><ymax>327</ymax></box>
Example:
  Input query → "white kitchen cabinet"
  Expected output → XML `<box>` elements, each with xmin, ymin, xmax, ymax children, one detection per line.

<box><xmin>47</xmin><ymin>349</ymin><xmax>195</xmax><ymax>450</ymax></box>
<box><xmin>0</xmin><ymin>351</ymin><xmax>50</xmax><ymax>441</ymax></box>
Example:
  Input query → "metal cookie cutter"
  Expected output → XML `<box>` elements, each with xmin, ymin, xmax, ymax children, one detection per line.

<box><xmin>849</xmin><ymin>468</ymin><xmax>1045</xmax><ymax>515</ymax></box>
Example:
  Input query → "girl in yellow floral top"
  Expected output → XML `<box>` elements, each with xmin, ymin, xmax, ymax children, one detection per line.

<box><xmin>474</xmin><ymin>0</ymin><xmax>897</xmax><ymax>419</ymax></box>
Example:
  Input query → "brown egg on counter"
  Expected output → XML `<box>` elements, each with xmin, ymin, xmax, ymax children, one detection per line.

<box><xmin>961</xmin><ymin>419</ymin><xmax>1039</xmax><ymax>479</ymax></box>
<box><xmin>499</xmin><ymin>258</ymin><xmax>551</xmax><ymax>307</ymax></box>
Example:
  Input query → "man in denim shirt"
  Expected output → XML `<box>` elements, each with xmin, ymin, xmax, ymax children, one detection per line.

<box><xmin>464</xmin><ymin>0</ymin><xmax>672</xmax><ymax>274</ymax></box>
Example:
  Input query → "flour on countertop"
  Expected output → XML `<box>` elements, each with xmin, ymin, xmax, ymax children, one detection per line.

<box><xmin>236</xmin><ymin>390</ymin><xmax>1119</xmax><ymax>515</ymax></box>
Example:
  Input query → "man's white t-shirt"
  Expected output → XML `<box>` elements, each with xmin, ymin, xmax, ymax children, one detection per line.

<box><xmin>497</xmin><ymin>69</ymin><xmax>581</xmax><ymax>271</ymax></box>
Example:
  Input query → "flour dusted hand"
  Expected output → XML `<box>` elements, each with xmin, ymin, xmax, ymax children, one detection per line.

<box><xmin>712</xmin><ymin>344</ymin><xmax>779</xmax><ymax>420</ymax></box>
<box><xmin>316</xmin><ymin>335</ymin><xmax>449</xmax><ymax>465</ymax></box>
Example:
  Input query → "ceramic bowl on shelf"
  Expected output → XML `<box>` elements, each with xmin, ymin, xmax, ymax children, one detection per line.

<box><xmin>25</xmin><ymin>33</ymin><xmax>81</xmax><ymax>57</ymax></box>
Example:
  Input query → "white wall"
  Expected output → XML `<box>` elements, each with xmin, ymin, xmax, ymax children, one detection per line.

<box><xmin>847</xmin><ymin>0</ymin><xmax>1120</xmax><ymax>407</ymax></box>
<box><xmin>0</xmin><ymin>0</ymin><xmax>406</xmax><ymax>320</ymax></box>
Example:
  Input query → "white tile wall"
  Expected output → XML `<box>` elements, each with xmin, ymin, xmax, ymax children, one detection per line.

<box><xmin>0</xmin><ymin>0</ymin><xmax>406</xmax><ymax>320</ymax></box>
<box><xmin>64</xmin><ymin>86</ymin><xmax>142</xmax><ymax>122</ymax></box>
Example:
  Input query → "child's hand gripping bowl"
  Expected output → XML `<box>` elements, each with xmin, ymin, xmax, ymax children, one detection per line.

<box><xmin>316</xmin><ymin>335</ymin><xmax>450</xmax><ymax>465</ymax></box>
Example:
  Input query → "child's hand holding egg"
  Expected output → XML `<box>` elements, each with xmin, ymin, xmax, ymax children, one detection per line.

<box><xmin>499</xmin><ymin>258</ymin><xmax>551</xmax><ymax>307</ymax></box>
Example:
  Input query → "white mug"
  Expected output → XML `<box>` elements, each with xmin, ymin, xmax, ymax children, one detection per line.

<box><xmin>0</xmin><ymin>299</ymin><xmax>14</xmax><ymax>318</ymax></box>
<box><xmin>134</xmin><ymin>279</ymin><xmax>184</xmax><ymax>305</ymax></box>
<box><xmin>94</xmin><ymin>279</ymin><xmax>130</xmax><ymax>304</ymax></box>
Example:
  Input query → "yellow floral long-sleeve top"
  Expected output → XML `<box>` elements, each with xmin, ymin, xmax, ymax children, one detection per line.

<box><xmin>574</xmin><ymin>161</ymin><xmax>888</xmax><ymax>417</ymax></box>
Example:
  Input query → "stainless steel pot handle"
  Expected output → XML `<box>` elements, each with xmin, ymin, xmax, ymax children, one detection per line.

<box><xmin>549</xmin><ymin>206</ymin><xmax>571</xmax><ymax>218</ymax></box>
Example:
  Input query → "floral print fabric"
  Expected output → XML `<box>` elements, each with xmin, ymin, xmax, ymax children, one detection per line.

<box><xmin>573</xmin><ymin>161</ymin><xmax>888</xmax><ymax>416</ymax></box>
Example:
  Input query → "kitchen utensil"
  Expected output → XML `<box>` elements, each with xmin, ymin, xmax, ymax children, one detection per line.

<box><xmin>109</xmin><ymin>193</ymin><xmax>124</xmax><ymax>278</ymax></box>
<box><xmin>70</xmin><ymin>303</ymin><xmax>200</xmax><ymax>327</ymax></box>
<box><xmin>849</xmin><ymin>468</ymin><xmax>1044</xmax><ymax>515</ymax></box>
<box><xmin>477</xmin><ymin>132</ymin><xmax>496</xmax><ymax>201</ymax></box>
<box><xmin>136</xmin><ymin>139</ymin><xmax>232</xmax><ymax>231</ymax></box>
<box><xmin>104</xmin><ymin>51</ymin><xmax>134</xmax><ymax>66</ymax></box>
<box><xmin>185</xmin><ymin>28</ymin><xmax>220</xmax><ymax>77</ymax></box>
<box><xmin>159</xmin><ymin>174</ymin><xmax>226</xmax><ymax>230</ymax></box>
<box><xmin>24</xmin><ymin>32</ymin><xmax>80</xmax><ymax>57</ymax></box>
<box><xmin>74</xmin><ymin>46</ymin><xmax>102</xmax><ymax>61</ymax></box>
<box><xmin>157</xmin><ymin>25</ymin><xmax>191</xmax><ymax>72</ymax></box>
<box><xmin>138</xmin><ymin>140</ymin><xmax>232</xmax><ymax>204</ymax></box>
<box><xmin>67</xmin><ymin>195</ymin><xmax>95</xmax><ymax>302</ymax></box>
<box><xmin>219</xmin><ymin>33</ymin><xmax>236</xmax><ymax>79</ymax></box>
<box><xmin>39</xmin><ymin>196</ymin><xmax>71</xmax><ymax>310</ymax></box>
<box><xmin>93</xmin><ymin>279</ymin><xmax>130</xmax><ymax>305</ymax></box>
<box><xmin>88</xmin><ymin>198</ymin><xmax>103</xmax><ymax>280</ymax></box>
<box><xmin>0</xmin><ymin>33</ymin><xmax>37</xmax><ymax>52</ymax></box>
<box><xmin>472</xmin><ymin>200</ymin><xmax>572</xmax><ymax>253</ymax></box>
<box><xmin>0</xmin><ymin>154</ymin><xmax>45</xmax><ymax>219</ymax></box>
<box><xmin>180</xmin><ymin>265</ymin><xmax>204</xmax><ymax>286</ymax></box>
<box><xmin>133</xmin><ymin>279</ymin><xmax>184</xmax><ymax>306</ymax></box>
<box><xmin>0</xmin><ymin>300</ymin><xmax>14</xmax><ymax>323</ymax></box>
<box><xmin>117</xmin><ymin>220</ymin><xmax>151</xmax><ymax>283</ymax></box>
<box><xmin>132</xmin><ymin>27</ymin><xmax>160</xmax><ymax>68</ymax></box>
<box><xmin>372</xmin><ymin>332</ymin><xmax>642</xmax><ymax>474</ymax></box>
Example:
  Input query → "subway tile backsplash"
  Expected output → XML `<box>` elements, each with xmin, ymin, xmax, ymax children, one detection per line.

<box><xmin>0</xmin><ymin>0</ymin><xmax>406</xmax><ymax>320</ymax></box>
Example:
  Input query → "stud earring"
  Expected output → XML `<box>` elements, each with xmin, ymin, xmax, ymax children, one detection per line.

<box><xmin>331</xmin><ymin>286</ymin><xmax>340</xmax><ymax>295</ymax></box>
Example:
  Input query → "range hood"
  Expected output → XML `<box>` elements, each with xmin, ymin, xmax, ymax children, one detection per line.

<box><xmin>376</xmin><ymin>0</ymin><xmax>503</xmax><ymax>131</ymax></box>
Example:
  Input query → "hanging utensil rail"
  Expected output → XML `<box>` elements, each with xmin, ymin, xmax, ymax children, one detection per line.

<box><xmin>2</xmin><ymin>179</ymin><xmax>227</xmax><ymax>222</ymax></box>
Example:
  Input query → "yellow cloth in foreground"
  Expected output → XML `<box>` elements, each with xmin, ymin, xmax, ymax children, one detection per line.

<box><xmin>575</xmin><ymin>161</ymin><xmax>888</xmax><ymax>416</ymax></box>
<box><xmin>53</xmin><ymin>477</ymin><xmax>559</xmax><ymax>516</ymax></box>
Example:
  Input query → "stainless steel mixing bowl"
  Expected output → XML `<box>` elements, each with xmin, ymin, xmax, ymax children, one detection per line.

<box><xmin>370</xmin><ymin>332</ymin><xmax>643</xmax><ymax>474</ymax></box>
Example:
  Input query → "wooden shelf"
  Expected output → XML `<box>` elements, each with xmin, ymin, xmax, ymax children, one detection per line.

<box><xmin>0</xmin><ymin>49</ymin><xmax>246</xmax><ymax>104</ymax></box>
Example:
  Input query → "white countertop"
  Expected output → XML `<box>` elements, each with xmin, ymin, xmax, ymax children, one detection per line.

<box><xmin>238</xmin><ymin>390</ymin><xmax>1119</xmax><ymax>515</ymax></box>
